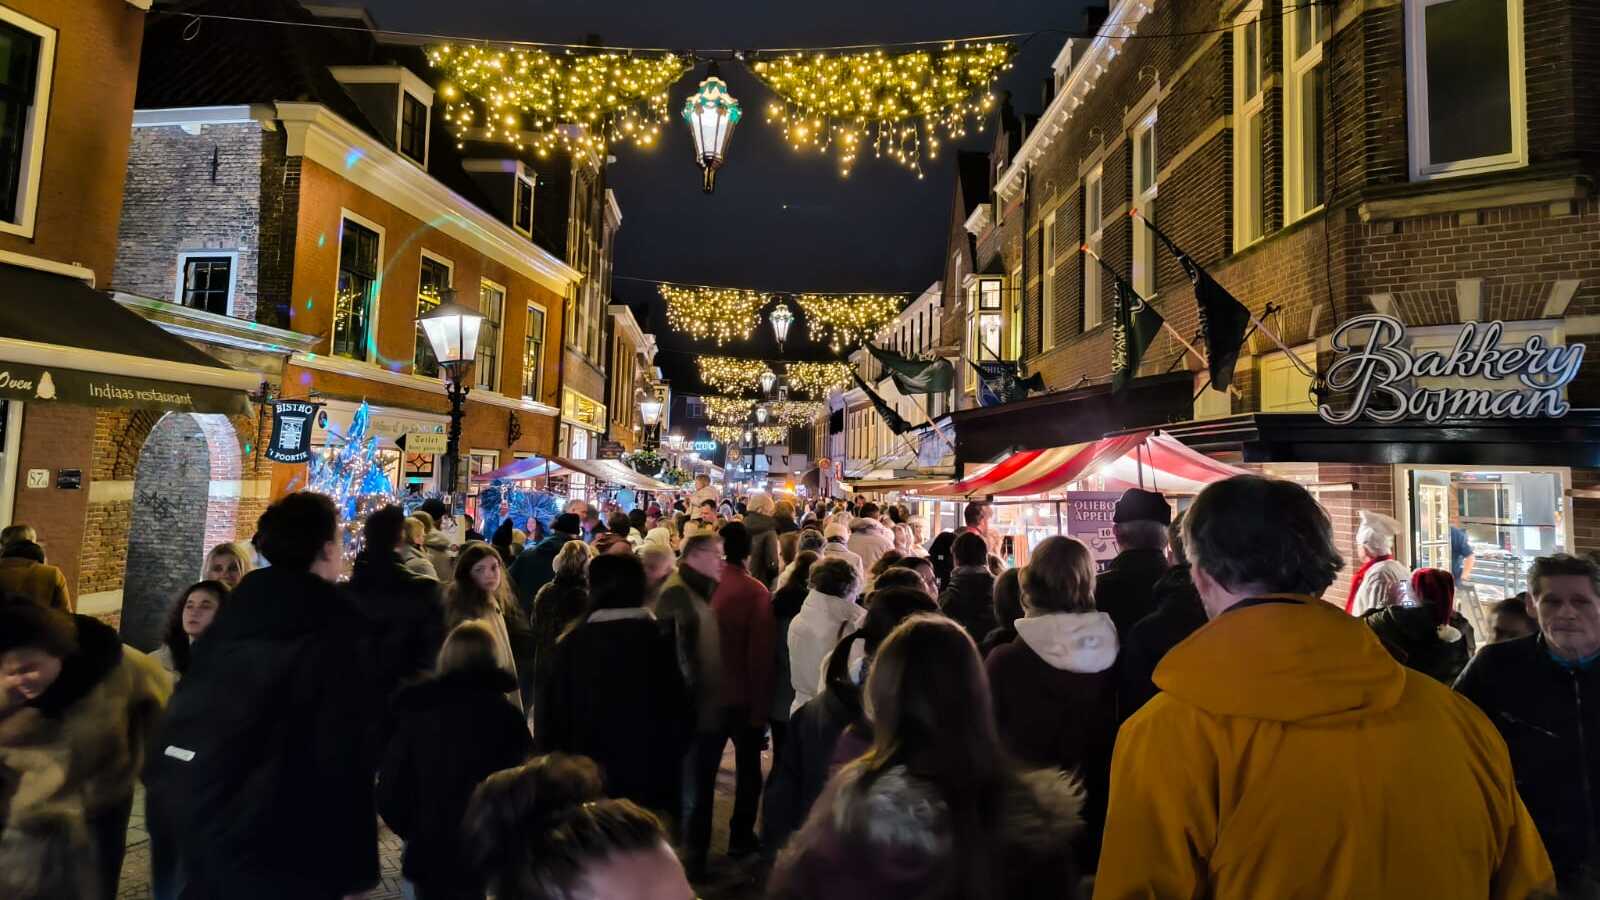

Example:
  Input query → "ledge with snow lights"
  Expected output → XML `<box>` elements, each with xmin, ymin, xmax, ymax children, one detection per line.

<box><xmin>751</xmin><ymin>42</ymin><xmax>1014</xmax><ymax>176</ymax></box>
<box><xmin>698</xmin><ymin>356</ymin><xmax>773</xmax><ymax>394</ymax></box>
<box><xmin>661</xmin><ymin>285</ymin><xmax>767</xmax><ymax>345</ymax></box>
<box><xmin>794</xmin><ymin>292</ymin><xmax>904</xmax><ymax>347</ymax></box>
<box><xmin>428</xmin><ymin>44</ymin><xmax>690</xmax><ymax>156</ymax></box>
<box><xmin>785</xmin><ymin>361</ymin><xmax>854</xmax><ymax>397</ymax></box>
<box><xmin>710</xmin><ymin>423</ymin><xmax>786</xmax><ymax>445</ymax></box>
<box><xmin>705</xmin><ymin>396</ymin><xmax>757</xmax><ymax>424</ymax></box>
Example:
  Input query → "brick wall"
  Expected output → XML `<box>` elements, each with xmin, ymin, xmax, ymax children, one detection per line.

<box><xmin>0</xmin><ymin>1</ymin><xmax>145</xmax><ymax>280</ymax></box>
<box><xmin>12</xmin><ymin>404</ymin><xmax>96</xmax><ymax>595</ymax></box>
<box><xmin>113</xmin><ymin>122</ymin><xmax>265</xmax><ymax>319</ymax></box>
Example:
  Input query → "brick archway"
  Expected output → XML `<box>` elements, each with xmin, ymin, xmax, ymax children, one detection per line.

<box><xmin>119</xmin><ymin>412</ymin><xmax>242</xmax><ymax>651</ymax></box>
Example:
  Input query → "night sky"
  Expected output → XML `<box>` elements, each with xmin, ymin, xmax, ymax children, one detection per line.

<box><xmin>343</xmin><ymin>0</ymin><xmax>1092</xmax><ymax>389</ymax></box>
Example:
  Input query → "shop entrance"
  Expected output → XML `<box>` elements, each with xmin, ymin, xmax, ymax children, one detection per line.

<box><xmin>120</xmin><ymin>412</ymin><xmax>242</xmax><ymax>651</ymax></box>
<box><xmin>1401</xmin><ymin>466</ymin><xmax>1570</xmax><ymax>639</ymax></box>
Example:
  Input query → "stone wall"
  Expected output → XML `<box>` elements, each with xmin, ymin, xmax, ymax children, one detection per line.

<box><xmin>113</xmin><ymin>122</ymin><xmax>265</xmax><ymax>319</ymax></box>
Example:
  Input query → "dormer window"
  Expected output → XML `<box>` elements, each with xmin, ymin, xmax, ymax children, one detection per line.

<box><xmin>399</xmin><ymin>91</ymin><xmax>428</xmax><ymax>164</ymax></box>
<box><xmin>514</xmin><ymin>168</ymin><xmax>534</xmax><ymax>235</ymax></box>
<box><xmin>327</xmin><ymin>66</ymin><xmax>435</xmax><ymax>168</ymax></box>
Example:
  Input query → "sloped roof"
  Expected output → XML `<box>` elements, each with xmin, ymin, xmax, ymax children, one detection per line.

<box><xmin>956</xmin><ymin>151</ymin><xmax>990</xmax><ymax>218</ymax></box>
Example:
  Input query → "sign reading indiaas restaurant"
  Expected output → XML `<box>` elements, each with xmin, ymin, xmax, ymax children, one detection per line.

<box><xmin>1319</xmin><ymin>314</ymin><xmax>1585</xmax><ymax>425</ymax></box>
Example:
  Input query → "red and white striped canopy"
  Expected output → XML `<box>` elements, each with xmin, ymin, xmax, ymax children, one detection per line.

<box><xmin>923</xmin><ymin>431</ymin><xmax>1244</xmax><ymax>498</ymax></box>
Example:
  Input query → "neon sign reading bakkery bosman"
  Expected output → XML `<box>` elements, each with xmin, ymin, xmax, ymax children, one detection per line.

<box><xmin>1319</xmin><ymin>314</ymin><xmax>1585</xmax><ymax>425</ymax></box>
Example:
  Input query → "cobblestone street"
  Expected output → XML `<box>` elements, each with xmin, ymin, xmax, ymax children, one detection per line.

<box><xmin>118</xmin><ymin>744</ymin><xmax>768</xmax><ymax>899</ymax></box>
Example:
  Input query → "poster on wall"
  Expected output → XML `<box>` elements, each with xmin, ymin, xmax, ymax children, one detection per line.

<box><xmin>1066</xmin><ymin>491</ymin><xmax>1122</xmax><ymax>574</ymax></box>
<box><xmin>266</xmin><ymin>400</ymin><xmax>322</xmax><ymax>463</ymax></box>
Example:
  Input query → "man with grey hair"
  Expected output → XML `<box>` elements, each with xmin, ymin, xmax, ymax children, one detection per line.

<box><xmin>1457</xmin><ymin>552</ymin><xmax>1600</xmax><ymax>893</ymax></box>
<box><xmin>1093</xmin><ymin>488</ymin><xmax>1172</xmax><ymax>636</ymax></box>
<box><xmin>1097</xmin><ymin>474</ymin><xmax>1552</xmax><ymax>898</ymax></box>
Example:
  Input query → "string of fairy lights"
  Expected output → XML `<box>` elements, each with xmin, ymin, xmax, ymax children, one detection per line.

<box><xmin>660</xmin><ymin>284</ymin><xmax>908</xmax><ymax>349</ymax></box>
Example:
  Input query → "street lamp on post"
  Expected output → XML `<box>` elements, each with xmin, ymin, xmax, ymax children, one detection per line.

<box><xmin>417</xmin><ymin>291</ymin><xmax>485</xmax><ymax>501</ymax></box>
<box><xmin>639</xmin><ymin>397</ymin><xmax>663</xmax><ymax>448</ymax></box>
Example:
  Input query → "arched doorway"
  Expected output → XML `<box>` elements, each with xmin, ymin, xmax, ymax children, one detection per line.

<box><xmin>120</xmin><ymin>412</ymin><xmax>241</xmax><ymax>651</ymax></box>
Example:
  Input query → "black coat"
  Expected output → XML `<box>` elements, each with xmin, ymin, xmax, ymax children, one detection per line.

<box><xmin>536</xmin><ymin>613</ymin><xmax>687</xmax><ymax>819</ymax></box>
<box><xmin>938</xmin><ymin>568</ymin><xmax>996</xmax><ymax>643</ymax></box>
<box><xmin>1093</xmin><ymin>548</ymin><xmax>1169</xmax><ymax>638</ymax></box>
<box><xmin>348</xmin><ymin>549</ymin><xmax>445</xmax><ymax>701</ymax></box>
<box><xmin>1118</xmin><ymin>564</ymin><xmax>1207</xmax><ymax>716</ymax></box>
<box><xmin>530</xmin><ymin>574</ymin><xmax>588</xmax><ymax>707</ymax></box>
<box><xmin>376</xmin><ymin>666</ymin><xmax>532</xmax><ymax>891</ymax></box>
<box><xmin>507</xmin><ymin>532</ymin><xmax>577</xmax><ymax>614</ymax></box>
<box><xmin>1456</xmin><ymin>634</ymin><xmax>1600</xmax><ymax>893</ymax></box>
<box><xmin>1364</xmin><ymin>605</ymin><xmax>1471</xmax><ymax>685</ymax></box>
<box><xmin>157</xmin><ymin>567</ymin><xmax>381</xmax><ymax>898</ymax></box>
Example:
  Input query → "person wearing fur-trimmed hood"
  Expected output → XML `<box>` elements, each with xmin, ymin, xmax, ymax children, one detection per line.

<box><xmin>769</xmin><ymin>616</ymin><xmax>1085</xmax><ymax>900</ymax></box>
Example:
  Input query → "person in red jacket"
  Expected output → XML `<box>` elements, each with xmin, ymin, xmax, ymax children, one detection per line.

<box><xmin>686</xmin><ymin>521</ymin><xmax>775</xmax><ymax>874</ymax></box>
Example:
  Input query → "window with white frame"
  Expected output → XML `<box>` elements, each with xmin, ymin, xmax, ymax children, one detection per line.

<box><xmin>1285</xmin><ymin>2</ymin><xmax>1326</xmax><ymax>221</ymax></box>
<box><xmin>414</xmin><ymin>252</ymin><xmax>453</xmax><ymax>377</ymax></box>
<box><xmin>1405</xmin><ymin>0</ymin><xmax>1527</xmax><ymax>181</ymax></box>
<box><xmin>1007</xmin><ymin>265</ymin><xmax>1022</xmax><ymax>360</ymax></box>
<box><xmin>1233</xmin><ymin>3</ymin><xmax>1266</xmax><ymax>249</ymax></box>
<box><xmin>523</xmin><ymin>303</ymin><xmax>546</xmax><ymax>401</ymax></box>
<box><xmin>466</xmin><ymin>449</ymin><xmax>499</xmax><ymax>519</ymax></box>
<box><xmin>399</xmin><ymin>91</ymin><xmax>429</xmax><ymax>165</ymax></box>
<box><xmin>177</xmin><ymin>253</ymin><xmax>235</xmax><ymax>316</ymax></box>
<box><xmin>476</xmin><ymin>280</ymin><xmax>505</xmax><ymax>391</ymax></box>
<box><xmin>334</xmin><ymin>215</ymin><xmax>381</xmax><ymax>362</ymax></box>
<box><xmin>514</xmin><ymin>169</ymin><xmax>534</xmax><ymax>235</ymax></box>
<box><xmin>0</xmin><ymin>9</ymin><xmax>52</xmax><ymax>237</ymax></box>
<box><xmin>1042</xmin><ymin>212</ymin><xmax>1057</xmax><ymax>351</ymax></box>
<box><xmin>973</xmin><ymin>278</ymin><xmax>1004</xmax><ymax>361</ymax></box>
<box><xmin>1132</xmin><ymin>113</ymin><xmax>1159</xmax><ymax>299</ymax></box>
<box><xmin>1083</xmin><ymin>167</ymin><xmax>1104</xmax><ymax>331</ymax></box>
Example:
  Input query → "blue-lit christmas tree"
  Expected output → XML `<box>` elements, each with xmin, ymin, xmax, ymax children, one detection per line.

<box><xmin>308</xmin><ymin>401</ymin><xmax>397</xmax><ymax>563</ymax></box>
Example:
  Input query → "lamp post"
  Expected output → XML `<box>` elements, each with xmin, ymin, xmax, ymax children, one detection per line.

<box><xmin>769</xmin><ymin>300</ymin><xmax>795</xmax><ymax>347</ymax></box>
<box><xmin>416</xmin><ymin>291</ymin><xmax>485</xmax><ymax>501</ymax></box>
<box><xmin>682</xmin><ymin>62</ymin><xmax>742</xmax><ymax>193</ymax></box>
<box><xmin>639</xmin><ymin>397</ymin><xmax>663</xmax><ymax>449</ymax></box>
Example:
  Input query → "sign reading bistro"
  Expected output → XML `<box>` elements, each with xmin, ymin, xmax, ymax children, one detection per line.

<box><xmin>1319</xmin><ymin>314</ymin><xmax>1585</xmax><ymax>425</ymax></box>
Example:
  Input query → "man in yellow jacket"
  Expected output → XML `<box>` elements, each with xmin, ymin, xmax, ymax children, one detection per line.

<box><xmin>1095</xmin><ymin>475</ymin><xmax>1553</xmax><ymax>900</ymax></box>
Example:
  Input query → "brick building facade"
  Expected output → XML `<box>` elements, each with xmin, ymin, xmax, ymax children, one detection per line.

<box><xmin>928</xmin><ymin>0</ymin><xmax>1600</xmax><ymax>616</ymax></box>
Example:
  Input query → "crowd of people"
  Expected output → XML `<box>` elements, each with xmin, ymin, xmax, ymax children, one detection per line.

<box><xmin>3</xmin><ymin>469</ymin><xmax>1599</xmax><ymax>898</ymax></box>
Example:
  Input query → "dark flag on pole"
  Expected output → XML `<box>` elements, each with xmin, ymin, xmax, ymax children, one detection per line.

<box><xmin>969</xmin><ymin>361</ymin><xmax>1045</xmax><ymax>406</ymax></box>
<box><xmin>865</xmin><ymin>342</ymin><xmax>955</xmax><ymax>395</ymax></box>
<box><xmin>1085</xmin><ymin>250</ymin><xmax>1166</xmax><ymax>393</ymax></box>
<box><xmin>1132</xmin><ymin>211</ymin><xmax>1251</xmax><ymax>391</ymax></box>
<box><xmin>852</xmin><ymin>371</ymin><xmax>914</xmax><ymax>435</ymax></box>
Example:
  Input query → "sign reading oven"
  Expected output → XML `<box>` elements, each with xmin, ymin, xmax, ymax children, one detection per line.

<box><xmin>1319</xmin><ymin>314</ymin><xmax>1585</xmax><ymax>424</ymax></box>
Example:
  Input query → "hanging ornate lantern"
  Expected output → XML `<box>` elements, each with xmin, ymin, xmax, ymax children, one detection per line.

<box><xmin>682</xmin><ymin>62</ymin><xmax>742</xmax><ymax>193</ymax></box>
<box><xmin>768</xmin><ymin>299</ymin><xmax>795</xmax><ymax>347</ymax></box>
<box><xmin>755</xmin><ymin>405</ymin><xmax>769</xmax><ymax>424</ymax></box>
<box><xmin>760</xmin><ymin>370</ymin><xmax>778</xmax><ymax>395</ymax></box>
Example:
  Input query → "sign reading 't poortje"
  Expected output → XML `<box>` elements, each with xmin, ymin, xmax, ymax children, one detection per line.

<box><xmin>1319</xmin><ymin>314</ymin><xmax>1585</xmax><ymax>425</ymax></box>
<box><xmin>0</xmin><ymin>362</ymin><xmax>250</xmax><ymax>416</ymax></box>
<box><xmin>267</xmin><ymin>400</ymin><xmax>321</xmax><ymax>463</ymax></box>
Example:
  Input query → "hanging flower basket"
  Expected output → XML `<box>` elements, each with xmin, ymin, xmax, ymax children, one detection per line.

<box><xmin>628</xmin><ymin>449</ymin><xmax>666</xmax><ymax>476</ymax></box>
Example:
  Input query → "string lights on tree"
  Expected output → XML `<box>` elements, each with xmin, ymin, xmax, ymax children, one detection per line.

<box><xmin>661</xmin><ymin>285</ymin><xmax>766</xmax><ymax>344</ymax></box>
<box><xmin>794</xmin><ymin>293</ymin><xmax>904</xmax><ymax>346</ymax></box>
<box><xmin>428</xmin><ymin>44</ymin><xmax>690</xmax><ymax>156</ymax></box>
<box><xmin>697</xmin><ymin>357</ymin><xmax>774</xmax><ymax>394</ymax></box>
<box><xmin>751</xmin><ymin>42</ymin><xmax>1014</xmax><ymax>175</ymax></box>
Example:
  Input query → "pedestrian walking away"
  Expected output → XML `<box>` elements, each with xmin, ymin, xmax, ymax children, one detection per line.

<box><xmin>1096</xmin><ymin>475</ymin><xmax>1553</xmax><ymax>899</ymax></box>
